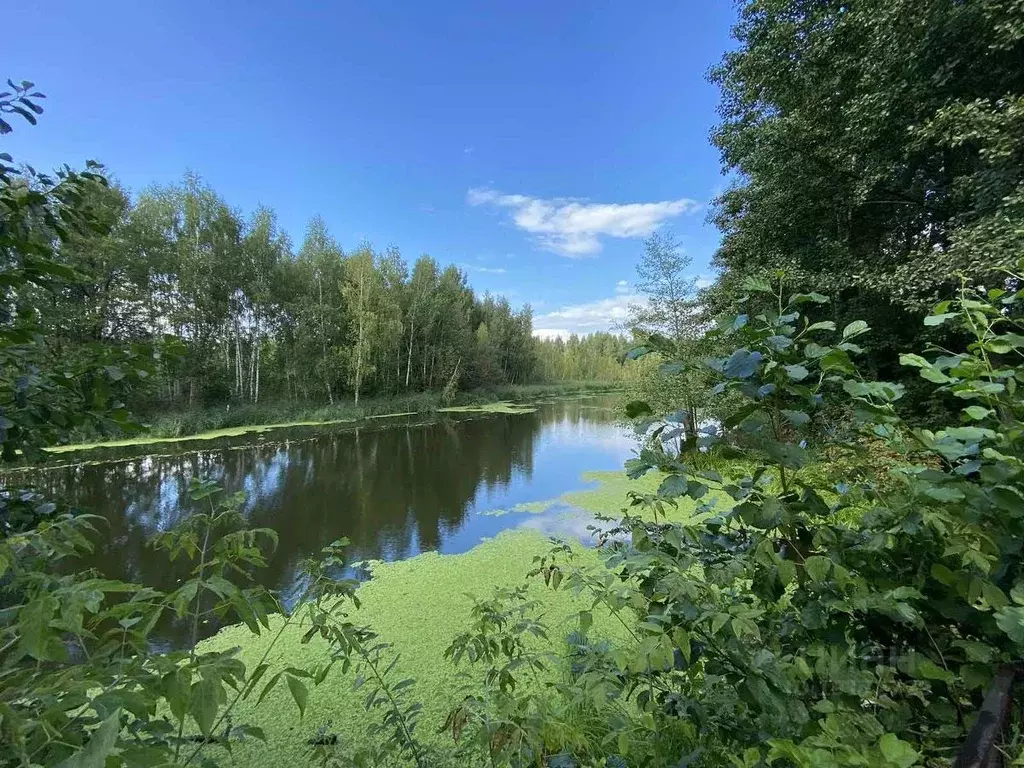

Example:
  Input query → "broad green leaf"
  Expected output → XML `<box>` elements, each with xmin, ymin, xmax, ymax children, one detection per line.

<box><xmin>190</xmin><ymin>676</ymin><xmax>222</xmax><ymax>737</ymax></box>
<box><xmin>762</xmin><ymin>441</ymin><xmax>808</xmax><ymax>469</ymax></box>
<box><xmin>924</xmin><ymin>312</ymin><xmax>956</xmax><ymax>326</ymax></box>
<box><xmin>579</xmin><ymin>610</ymin><xmax>593</xmax><ymax>634</ymax></box>
<box><xmin>737</xmin><ymin>498</ymin><xmax>784</xmax><ymax>529</ymax></box>
<box><xmin>964</xmin><ymin>405</ymin><xmax>993</xmax><ymax>421</ymax></box>
<box><xmin>710</xmin><ymin>612</ymin><xmax>730</xmax><ymax>634</ymax></box>
<box><xmin>777</xmin><ymin>559</ymin><xmax>796</xmax><ymax>587</ymax></box>
<box><xmin>789</xmin><ymin>292</ymin><xmax>829</xmax><ymax>305</ymax></box>
<box><xmin>657</xmin><ymin>474</ymin><xmax>688</xmax><ymax>499</ymax></box>
<box><xmin>919</xmin><ymin>367</ymin><xmax>951</xmax><ymax>383</ymax></box>
<box><xmin>781</xmin><ymin>409</ymin><xmax>810</xmax><ymax>427</ymax></box>
<box><xmin>723</xmin><ymin>349</ymin><xmax>763</xmax><ymax>379</ymax></box>
<box><xmin>56</xmin><ymin>709</ymin><xmax>121</xmax><ymax>768</ymax></box>
<box><xmin>286</xmin><ymin>675</ymin><xmax>309</xmax><ymax>718</ymax></box>
<box><xmin>742</xmin><ymin>276</ymin><xmax>773</xmax><ymax>293</ymax></box>
<box><xmin>879</xmin><ymin>733</ymin><xmax>920</xmax><ymax>767</ymax></box>
<box><xmin>923</xmin><ymin>486</ymin><xmax>964</xmax><ymax>502</ymax></box>
<box><xmin>783</xmin><ymin>364</ymin><xmax>809</xmax><ymax>381</ymax></box>
<box><xmin>804</xmin><ymin>342</ymin><xmax>829</xmax><ymax>358</ymax></box>
<box><xmin>164</xmin><ymin>668</ymin><xmax>191</xmax><ymax>721</ymax></box>
<box><xmin>820</xmin><ymin>348</ymin><xmax>856</xmax><ymax>374</ymax></box>
<box><xmin>18</xmin><ymin>593</ymin><xmax>65</xmax><ymax>661</ymax></box>
<box><xmin>805</xmin><ymin>321</ymin><xmax>836</xmax><ymax>333</ymax></box>
<box><xmin>659</xmin><ymin>361</ymin><xmax>685</xmax><ymax>375</ymax></box>
<box><xmin>243</xmin><ymin>663</ymin><xmax>270</xmax><ymax>698</ymax></box>
<box><xmin>899</xmin><ymin>353</ymin><xmax>931</xmax><ymax>369</ymax></box>
<box><xmin>995</xmin><ymin>606</ymin><xmax>1024</xmax><ymax>645</ymax></box>
<box><xmin>914</xmin><ymin>658</ymin><xmax>953</xmax><ymax>682</ymax></box>
<box><xmin>804</xmin><ymin>556</ymin><xmax>831</xmax><ymax>583</ymax></box>
<box><xmin>992</xmin><ymin>486</ymin><xmax>1024</xmax><ymax>514</ymax></box>
<box><xmin>1012</xmin><ymin>584</ymin><xmax>1024</xmax><ymax>605</ymax></box>
<box><xmin>730</xmin><ymin>617</ymin><xmax>760</xmax><ymax>640</ymax></box>
<box><xmin>686</xmin><ymin>481</ymin><xmax>709</xmax><ymax>500</ymax></box>
<box><xmin>842</xmin><ymin>320</ymin><xmax>869</xmax><ymax>339</ymax></box>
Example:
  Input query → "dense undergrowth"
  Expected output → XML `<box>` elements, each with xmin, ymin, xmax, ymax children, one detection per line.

<box><xmin>7</xmin><ymin>273</ymin><xmax>1024</xmax><ymax>767</ymax></box>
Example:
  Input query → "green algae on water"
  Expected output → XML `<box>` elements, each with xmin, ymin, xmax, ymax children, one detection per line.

<box><xmin>437</xmin><ymin>401</ymin><xmax>537</xmax><ymax>415</ymax></box>
<box><xmin>195</xmin><ymin>529</ymin><xmax>620</xmax><ymax>766</ymax></box>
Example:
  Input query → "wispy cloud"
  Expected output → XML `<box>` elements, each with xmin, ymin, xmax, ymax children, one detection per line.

<box><xmin>534</xmin><ymin>274</ymin><xmax>716</xmax><ymax>339</ymax></box>
<box><xmin>467</xmin><ymin>188</ymin><xmax>700</xmax><ymax>257</ymax></box>
<box><xmin>533</xmin><ymin>328</ymin><xmax>574</xmax><ymax>341</ymax></box>
<box><xmin>459</xmin><ymin>263</ymin><xmax>508</xmax><ymax>275</ymax></box>
<box><xmin>533</xmin><ymin>291</ymin><xmax>646</xmax><ymax>339</ymax></box>
<box><xmin>694</xmin><ymin>273</ymin><xmax>716</xmax><ymax>289</ymax></box>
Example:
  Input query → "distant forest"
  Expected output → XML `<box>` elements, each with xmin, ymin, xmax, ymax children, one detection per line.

<box><xmin>36</xmin><ymin>172</ymin><xmax>632</xmax><ymax>412</ymax></box>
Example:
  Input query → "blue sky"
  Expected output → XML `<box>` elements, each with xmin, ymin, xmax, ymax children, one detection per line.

<box><xmin>6</xmin><ymin>1</ymin><xmax>736</xmax><ymax>337</ymax></box>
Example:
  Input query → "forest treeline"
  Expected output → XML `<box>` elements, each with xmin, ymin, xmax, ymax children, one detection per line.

<box><xmin>37</xmin><ymin>174</ymin><xmax>632</xmax><ymax>415</ymax></box>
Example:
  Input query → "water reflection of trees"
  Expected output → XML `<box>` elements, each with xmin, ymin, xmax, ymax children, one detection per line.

<box><xmin>18</xmin><ymin>399</ymin><xmax>615</xmax><ymax>645</ymax></box>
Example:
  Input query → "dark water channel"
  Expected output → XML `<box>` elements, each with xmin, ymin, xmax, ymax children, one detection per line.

<box><xmin>15</xmin><ymin>396</ymin><xmax>634</xmax><ymax>648</ymax></box>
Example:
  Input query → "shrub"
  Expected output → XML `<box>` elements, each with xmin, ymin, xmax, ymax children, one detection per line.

<box><xmin>526</xmin><ymin>272</ymin><xmax>1024</xmax><ymax>765</ymax></box>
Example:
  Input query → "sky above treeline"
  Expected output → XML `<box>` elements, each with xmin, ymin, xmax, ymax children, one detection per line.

<box><xmin>5</xmin><ymin>1</ymin><xmax>737</xmax><ymax>338</ymax></box>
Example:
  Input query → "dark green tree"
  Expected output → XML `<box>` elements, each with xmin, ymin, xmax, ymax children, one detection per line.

<box><xmin>709</xmin><ymin>0</ymin><xmax>1024</xmax><ymax>380</ymax></box>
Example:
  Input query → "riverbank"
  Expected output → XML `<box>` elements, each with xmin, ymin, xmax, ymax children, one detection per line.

<box><xmin>47</xmin><ymin>381</ymin><xmax>620</xmax><ymax>454</ymax></box>
<box><xmin>198</xmin><ymin>468</ymin><xmax>706</xmax><ymax>766</ymax></box>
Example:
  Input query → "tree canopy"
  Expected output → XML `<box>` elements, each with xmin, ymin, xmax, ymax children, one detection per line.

<box><xmin>708</xmin><ymin>0</ymin><xmax>1024</xmax><ymax>376</ymax></box>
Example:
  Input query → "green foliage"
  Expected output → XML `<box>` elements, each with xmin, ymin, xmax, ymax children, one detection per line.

<box><xmin>13</xmin><ymin>261</ymin><xmax>1024</xmax><ymax>765</ymax></box>
<box><xmin>1</xmin><ymin>477</ymin><xmax>354</xmax><ymax>766</ymax></box>
<box><xmin>534</xmin><ymin>333</ymin><xmax>639</xmax><ymax>384</ymax></box>
<box><xmin>0</xmin><ymin>79</ymin><xmax>436</xmax><ymax>768</ymax></box>
<box><xmin>624</xmin><ymin>233</ymin><xmax>723</xmax><ymax>450</ymax></box>
<box><xmin>2</xmin><ymin>87</ymin><xmax>571</xmax><ymax>434</ymax></box>
<box><xmin>45</xmin><ymin>182</ymin><xmax>540</xmax><ymax>418</ymax></box>
<box><xmin>0</xmin><ymin>83</ymin><xmax>165</xmax><ymax>462</ymax></box>
<box><xmin>0</xmin><ymin>79</ymin><xmax>44</xmax><ymax>136</ymax></box>
<box><xmin>531</xmin><ymin>271</ymin><xmax>1024</xmax><ymax>764</ymax></box>
<box><xmin>708</xmin><ymin>0</ymin><xmax>1024</xmax><ymax>382</ymax></box>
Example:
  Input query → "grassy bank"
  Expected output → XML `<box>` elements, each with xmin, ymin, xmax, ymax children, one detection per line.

<box><xmin>49</xmin><ymin>381</ymin><xmax>620</xmax><ymax>454</ymax></box>
<box><xmin>198</xmin><ymin>469</ymin><xmax>706</xmax><ymax>766</ymax></box>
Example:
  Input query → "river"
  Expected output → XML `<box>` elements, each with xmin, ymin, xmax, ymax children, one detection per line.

<box><xmin>16</xmin><ymin>396</ymin><xmax>633</xmax><ymax>647</ymax></box>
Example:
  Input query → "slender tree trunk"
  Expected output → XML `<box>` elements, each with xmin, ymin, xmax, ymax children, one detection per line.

<box><xmin>317</xmin><ymin>272</ymin><xmax>334</xmax><ymax>405</ymax></box>
<box><xmin>248</xmin><ymin>334</ymin><xmax>256</xmax><ymax>402</ymax></box>
<box><xmin>235</xmin><ymin>324</ymin><xmax>243</xmax><ymax>397</ymax></box>
<box><xmin>254</xmin><ymin>340</ymin><xmax>261</xmax><ymax>404</ymax></box>
<box><xmin>405</xmin><ymin>320</ymin><xmax>414</xmax><ymax>388</ymax></box>
<box><xmin>354</xmin><ymin>274</ymin><xmax>364</xmax><ymax>406</ymax></box>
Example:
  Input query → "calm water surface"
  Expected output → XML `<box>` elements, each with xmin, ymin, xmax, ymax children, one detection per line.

<box><xmin>20</xmin><ymin>397</ymin><xmax>634</xmax><ymax>647</ymax></box>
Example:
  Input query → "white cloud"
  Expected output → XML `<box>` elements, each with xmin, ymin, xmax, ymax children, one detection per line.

<box><xmin>533</xmin><ymin>328</ymin><xmax>573</xmax><ymax>341</ymax></box>
<box><xmin>467</xmin><ymin>188</ymin><xmax>700</xmax><ymax>257</ymax></box>
<box><xmin>459</xmin><ymin>263</ymin><xmax>508</xmax><ymax>275</ymax></box>
<box><xmin>532</xmin><ymin>293</ymin><xmax>646</xmax><ymax>338</ymax></box>
<box><xmin>695</xmin><ymin>275</ymin><xmax>715</xmax><ymax>289</ymax></box>
<box><xmin>533</xmin><ymin>274</ymin><xmax>716</xmax><ymax>339</ymax></box>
